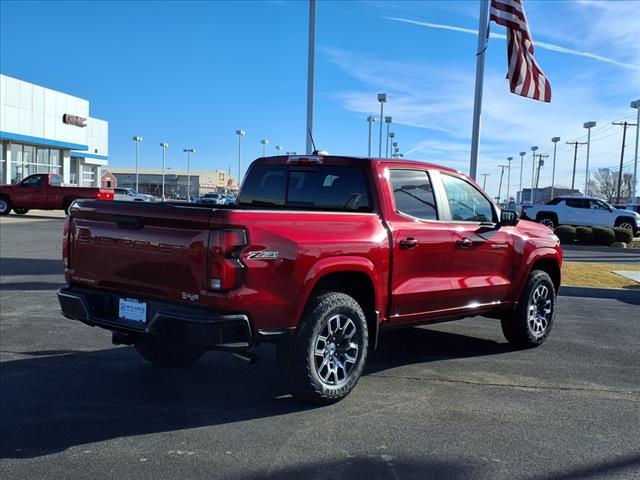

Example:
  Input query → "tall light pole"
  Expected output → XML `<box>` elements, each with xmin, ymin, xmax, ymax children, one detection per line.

<box><xmin>551</xmin><ymin>137</ymin><xmax>560</xmax><ymax>200</ymax></box>
<box><xmin>631</xmin><ymin>100</ymin><xmax>640</xmax><ymax>201</ymax></box>
<box><xmin>388</xmin><ymin>132</ymin><xmax>395</xmax><ymax>158</ymax></box>
<box><xmin>480</xmin><ymin>173</ymin><xmax>490</xmax><ymax>190</ymax></box>
<box><xmin>160</xmin><ymin>142</ymin><xmax>168</xmax><ymax>201</ymax></box>
<box><xmin>497</xmin><ymin>165</ymin><xmax>507</xmax><ymax>205</ymax></box>
<box><xmin>366</xmin><ymin>116</ymin><xmax>376</xmax><ymax>156</ymax></box>
<box><xmin>384</xmin><ymin>116</ymin><xmax>392</xmax><ymax>158</ymax></box>
<box><xmin>519</xmin><ymin>151</ymin><xmax>526</xmax><ymax>204</ymax></box>
<box><xmin>261</xmin><ymin>139</ymin><xmax>269</xmax><ymax>157</ymax></box>
<box><xmin>506</xmin><ymin>157</ymin><xmax>513</xmax><ymax>204</ymax></box>
<box><xmin>567</xmin><ymin>141</ymin><xmax>587</xmax><ymax>193</ymax></box>
<box><xmin>275</xmin><ymin>145</ymin><xmax>282</xmax><ymax>156</ymax></box>
<box><xmin>377</xmin><ymin>93</ymin><xmax>387</xmax><ymax>157</ymax></box>
<box><xmin>530</xmin><ymin>146</ymin><xmax>538</xmax><ymax>204</ymax></box>
<box><xmin>306</xmin><ymin>0</ymin><xmax>316</xmax><ymax>154</ymax></box>
<box><xmin>182</xmin><ymin>148</ymin><xmax>195</xmax><ymax>202</ymax></box>
<box><xmin>583</xmin><ymin>121</ymin><xmax>596</xmax><ymax>195</ymax></box>
<box><xmin>132</xmin><ymin>136</ymin><xmax>142</xmax><ymax>191</ymax></box>
<box><xmin>236</xmin><ymin>129</ymin><xmax>245</xmax><ymax>185</ymax></box>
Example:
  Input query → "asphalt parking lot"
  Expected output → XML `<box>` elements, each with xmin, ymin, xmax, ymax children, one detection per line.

<box><xmin>1</xmin><ymin>214</ymin><xmax>639</xmax><ymax>480</ymax></box>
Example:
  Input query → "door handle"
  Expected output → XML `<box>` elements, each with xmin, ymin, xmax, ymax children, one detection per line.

<box><xmin>456</xmin><ymin>238</ymin><xmax>473</xmax><ymax>248</ymax></box>
<box><xmin>399</xmin><ymin>237</ymin><xmax>419</xmax><ymax>250</ymax></box>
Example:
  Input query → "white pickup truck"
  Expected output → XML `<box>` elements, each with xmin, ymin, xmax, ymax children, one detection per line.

<box><xmin>522</xmin><ymin>196</ymin><xmax>640</xmax><ymax>234</ymax></box>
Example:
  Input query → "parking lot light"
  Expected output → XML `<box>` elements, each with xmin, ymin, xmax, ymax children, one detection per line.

<box><xmin>160</xmin><ymin>143</ymin><xmax>168</xmax><ymax>201</ymax></box>
<box><xmin>132</xmin><ymin>136</ymin><xmax>142</xmax><ymax>191</ymax></box>
<box><xmin>183</xmin><ymin>148</ymin><xmax>195</xmax><ymax>202</ymax></box>
<box><xmin>377</xmin><ymin>93</ymin><xmax>387</xmax><ymax>157</ymax></box>
<box><xmin>236</xmin><ymin>130</ymin><xmax>245</xmax><ymax>184</ymax></box>
<box><xmin>583</xmin><ymin>122</ymin><xmax>596</xmax><ymax>195</ymax></box>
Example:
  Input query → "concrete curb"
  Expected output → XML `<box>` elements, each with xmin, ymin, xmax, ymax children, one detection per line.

<box><xmin>562</xmin><ymin>245</ymin><xmax>640</xmax><ymax>253</ymax></box>
<box><xmin>560</xmin><ymin>285</ymin><xmax>640</xmax><ymax>305</ymax></box>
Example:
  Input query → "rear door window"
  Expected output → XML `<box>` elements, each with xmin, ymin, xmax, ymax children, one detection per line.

<box><xmin>389</xmin><ymin>169</ymin><xmax>438</xmax><ymax>220</ymax></box>
<box><xmin>566</xmin><ymin>198</ymin><xmax>588</xmax><ymax>209</ymax></box>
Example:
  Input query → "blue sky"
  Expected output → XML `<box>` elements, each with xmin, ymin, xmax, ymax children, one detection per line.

<box><xmin>1</xmin><ymin>0</ymin><xmax>639</xmax><ymax>198</ymax></box>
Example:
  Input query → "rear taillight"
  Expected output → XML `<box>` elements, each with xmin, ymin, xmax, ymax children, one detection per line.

<box><xmin>96</xmin><ymin>190</ymin><xmax>114</xmax><ymax>200</ymax></box>
<box><xmin>62</xmin><ymin>216</ymin><xmax>74</xmax><ymax>268</ymax></box>
<box><xmin>208</xmin><ymin>229</ymin><xmax>247</xmax><ymax>291</ymax></box>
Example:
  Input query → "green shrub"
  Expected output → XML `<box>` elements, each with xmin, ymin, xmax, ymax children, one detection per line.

<box><xmin>554</xmin><ymin>225</ymin><xmax>576</xmax><ymax>244</ymax></box>
<box><xmin>613</xmin><ymin>227</ymin><xmax>633</xmax><ymax>244</ymax></box>
<box><xmin>575</xmin><ymin>226</ymin><xmax>594</xmax><ymax>244</ymax></box>
<box><xmin>592</xmin><ymin>226</ymin><xmax>616</xmax><ymax>245</ymax></box>
<box><xmin>610</xmin><ymin>241</ymin><xmax>628</xmax><ymax>248</ymax></box>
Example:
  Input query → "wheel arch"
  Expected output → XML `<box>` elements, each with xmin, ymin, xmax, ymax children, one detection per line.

<box><xmin>529</xmin><ymin>257</ymin><xmax>561</xmax><ymax>294</ymax></box>
<box><xmin>535</xmin><ymin>211</ymin><xmax>558</xmax><ymax>223</ymax></box>
<box><xmin>297</xmin><ymin>258</ymin><xmax>384</xmax><ymax>350</ymax></box>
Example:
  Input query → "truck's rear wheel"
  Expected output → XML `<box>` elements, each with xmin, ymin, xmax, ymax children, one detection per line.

<box><xmin>501</xmin><ymin>270</ymin><xmax>556</xmax><ymax>348</ymax></box>
<box><xmin>537</xmin><ymin>214</ymin><xmax>556</xmax><ymax>229</ymax></box>
<box><xmin>277</xmin><ymin>292</ymin><xmax>368</xmax><ymax>405</ymax></box>
<box><xmin>0</xmin><ymin>197</ymin><xmax>11</xmax><ymax>215</ymax></box>
<box><xmin>135</xmin><ymin>338</ymin><xmax>206</xmax><ymax>368</ymax></box>
<box><xmin>13</xmin><ymin>208</ymin><xmax>29</xmax><ymax>215</ymax></box>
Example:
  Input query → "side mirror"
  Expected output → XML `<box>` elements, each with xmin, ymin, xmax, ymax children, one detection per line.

<box><xmin>500</xmin><ymin>210</ymin><xmax>519</xmax><ymax>227</ymax></box>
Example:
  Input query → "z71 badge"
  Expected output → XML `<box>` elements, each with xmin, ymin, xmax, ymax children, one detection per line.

<box><xmin>247</xmin><ymin>251</ymin><xmax>279</xmax><ymax>260</ymax></box>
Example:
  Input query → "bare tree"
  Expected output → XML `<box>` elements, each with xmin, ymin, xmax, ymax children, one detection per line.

<box><xmin>591</xmin><ymin>168</ymin><xmax>633</xmax><ymax>203</ymax></box>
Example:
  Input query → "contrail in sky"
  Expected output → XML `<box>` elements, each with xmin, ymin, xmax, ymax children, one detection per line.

<box><xmin>386</xmin><ymin>16</ymin><xmax>639</xmax><ymax>71</ymax></box>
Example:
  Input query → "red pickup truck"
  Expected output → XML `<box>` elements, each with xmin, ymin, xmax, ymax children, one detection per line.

<box><xmin>0</xmin><ymin>173</ymin><xmax>114</xmax><ymax>215</ymax></box>
<box><xmin>58</xmin><ymin>154</ymin><xmax>562</xmax><ymax>404</ymax></box>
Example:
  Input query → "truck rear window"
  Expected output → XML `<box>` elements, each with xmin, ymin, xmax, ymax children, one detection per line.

<box><xmin>238</xmin><ymin>166</ymin><xmax>372</xmax><ymax>211</ymax></box>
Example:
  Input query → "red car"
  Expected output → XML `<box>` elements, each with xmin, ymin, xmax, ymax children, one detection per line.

<box><xmin>58</xmin><ymin>154</ymin><xmax>562</xmax><ymax>404</ymax></box>
<box><xmin>0</xmin><ymin>173</ymin><xmax>114</xmax><ymax>215</ymax></box>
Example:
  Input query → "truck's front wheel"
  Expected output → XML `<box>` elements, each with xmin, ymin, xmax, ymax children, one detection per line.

<box><xmin>135</xmin><ymin>338</ymin><xmax>206</xmax><ymax>368</ymax></box>
<box><xmin>501</xmin><ymin>270</ymin><xmax>556</xmax><ymax>348</ymax></box>
<box><xmin>277</xmin><ymin>292</ymin><xmax>368</xmax><ymax>405</ymax></box>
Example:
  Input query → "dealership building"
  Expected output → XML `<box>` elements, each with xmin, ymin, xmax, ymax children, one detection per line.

<box><xmin>0</xmin><ymin>74</ymin><xmax>108</xmax><ymax>186</ymax></box>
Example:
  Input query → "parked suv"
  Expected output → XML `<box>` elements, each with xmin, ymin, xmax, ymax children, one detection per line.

<box><xmin>198</xmin><ymin>192</ymin><xmax>228</xmax><ymax>205</ymax></box>
<box><xmin>58</xmin><ymin>155</ymin><xmax>562</xmax><ymax>404</ymax></box>
<box><xmin>523</xmin><ymin>196</ymin><xmax>640</xmax><ymax>233</ymax></box>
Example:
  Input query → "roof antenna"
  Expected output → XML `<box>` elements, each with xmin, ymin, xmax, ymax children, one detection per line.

<box><xmin>308</xmin><ymin>128</ymin><xmax>318</xmax><ymax>154</ymax></box>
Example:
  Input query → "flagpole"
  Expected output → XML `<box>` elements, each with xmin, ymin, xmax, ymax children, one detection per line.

<box><xmin>469</xmin><ymin>0</ymin><xmax>491</xmax><ymax>181</ymax></box>
<box><xmin>305</xmin><ymin>0</ymin><xmax>316</xmax><ymax>155</ymax></box>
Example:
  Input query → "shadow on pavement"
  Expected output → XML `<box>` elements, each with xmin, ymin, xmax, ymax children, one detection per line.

<box><xmin>0</xmin><ymin>281</ymin><xmax>63</xmax><ymax>291</ymax></box>
<box><xmin>243</xmin><ymin>456</ymin><xmax>480</xmax><ymax>479</ymax></box>
<box><xmin>0</xmin><ymin>258</ymin><xmax>63</xmax><ymax>276</ymax></box>
<box><xmin>0</xmin><ymin>327</ymin><xmax>511</xmax><ymax>459</ymax></box>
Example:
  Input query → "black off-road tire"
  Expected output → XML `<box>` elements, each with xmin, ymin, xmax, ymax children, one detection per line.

<box><xmin>13</xmin><ymin>208</ymin><xmax>29</xmax><ymax>215</ymax></box>
<box><xmin>0</xmin><ymin>196</ymin><xmax>12</xmax><ymax>215</ymax></box>
<box><xmin>501</xmin><ymin>270</ymin><xmax>556</xmax><ymax>348</ymax></box>
<box><xmin>135</xmin><ymin>338</ymin><xmax>206</xmax><ymax>368</ymax></box>
<box><xmin>277</xmin><ymin>292</ymin><xmax>369</xmax><ymax>405</ymax></box>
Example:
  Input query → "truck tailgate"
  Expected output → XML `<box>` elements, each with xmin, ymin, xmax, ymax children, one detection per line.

<box><xmin>68</xmin><ymin>201</ymin><xmax>218</xmax><ymax>305</ymax></box>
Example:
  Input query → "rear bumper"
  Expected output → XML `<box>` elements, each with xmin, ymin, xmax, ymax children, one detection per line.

<box><xmin>57</xmin><ymin>286</ymin><xmax>252</xmax><ymax>350</ymax></box>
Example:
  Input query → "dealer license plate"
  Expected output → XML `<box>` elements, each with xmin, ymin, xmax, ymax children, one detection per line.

<box><xmin>118</xmin><ymin>298</ymin><xmax>147</xmax><ymax>324</ymax></box>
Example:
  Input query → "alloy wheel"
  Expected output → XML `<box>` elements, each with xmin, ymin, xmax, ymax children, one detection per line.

<box><xmin>314</xmin><ymin>314</ymin><xmax>360</xmax><ymax>386</ymax></box>
<box><xmin>619</xmin><ymin>222</ymin><xmax>634</xmax><ymax>231</ymax></box>
<box><xmin>528</xmin><ymin>284</ymin><xmax>552</xmax><ymax>338</ymax></box>
<box><xmin>0</xmin><ymin>199</ymin><xmax>8</xmax><ymax>213</ymax></box>
<box><xmin>540</xmin><ymin>218</ymin><xmax>555</xmax><ymax>229</ymax></box>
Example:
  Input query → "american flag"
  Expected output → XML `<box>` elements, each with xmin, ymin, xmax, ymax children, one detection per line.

<box><xmin>490</xmin><ymin>0</ymin><xmax>551</xmax><ymax>102</ymax></box>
